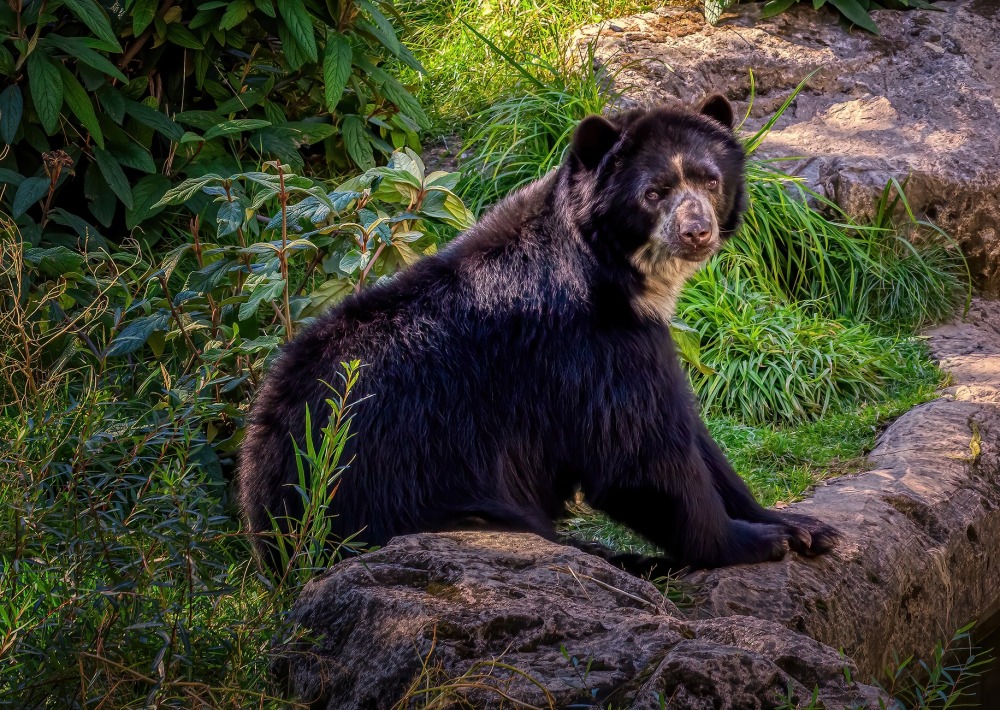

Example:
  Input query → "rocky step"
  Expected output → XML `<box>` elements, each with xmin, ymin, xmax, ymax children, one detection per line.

<box><xmin>575</xmin><ymin>0</ymin><xmax>1000</xmax><ymax>292</ymax></box>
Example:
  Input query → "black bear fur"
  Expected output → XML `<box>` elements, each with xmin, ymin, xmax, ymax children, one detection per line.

<box><xmin>238</xmin><ymin>96</ymin><xmax>840</xmax><ymax>574</ymax></box>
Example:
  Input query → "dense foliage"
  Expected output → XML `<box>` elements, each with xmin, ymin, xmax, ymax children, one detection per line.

<box><xmin>1</xmin><ymin>0</ymin><xmax>429</xmax><ymax>258</ymax></box>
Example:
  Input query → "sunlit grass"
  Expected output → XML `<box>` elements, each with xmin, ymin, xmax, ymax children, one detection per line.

<box><xmin>398</xmin><ymin>0</ymin><xmax>654</xmax><ymax>128</ymax></box>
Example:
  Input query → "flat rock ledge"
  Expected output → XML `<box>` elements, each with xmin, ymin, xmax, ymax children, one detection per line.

<box><xmin>274</xmin><ymin>304</ymin><xmax>1000</xmax><ymax>708</ymax></box>
<box><xmin>575</xmin><ymin>0</ymin><xmax>1000</xmax><ymax>292</ymax></box>
<box><xmin>274</xmin><ymin>533</ymin><xmax>882</xmax><ymax>708</ymax></box>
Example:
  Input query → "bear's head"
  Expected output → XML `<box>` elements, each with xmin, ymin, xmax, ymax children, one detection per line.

<box><xmin>567</xmin><ymin>96</ymin><xmax>747</xmax><ymax>282</ymax></box>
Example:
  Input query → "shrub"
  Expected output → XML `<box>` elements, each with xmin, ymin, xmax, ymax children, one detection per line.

<box><xmin>1</xmin><ymin>0</ymin><xmax>427</xmax><ymax>257</ymax></box>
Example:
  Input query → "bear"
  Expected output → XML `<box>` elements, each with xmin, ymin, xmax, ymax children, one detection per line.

<box><xmin>237</xmin><ymin>95</ymin><xmax>840</xmax><ymax>574</ymax></box>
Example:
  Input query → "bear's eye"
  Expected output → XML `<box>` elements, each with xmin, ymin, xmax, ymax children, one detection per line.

<box><xmin>706</xmin><ymin>178</ymin><xmax>720</xmax><ymax>190</ymax></box>
<box><xmin>645</xmin><ymin>190</ymin><xmax>662</xmax><ymax>202</ymax></box>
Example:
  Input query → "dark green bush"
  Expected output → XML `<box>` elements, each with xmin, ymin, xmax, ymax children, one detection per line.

<box><xmin>0</xmin><ymin>0</ymin><xmax>428</xmax><ymax>256</ymax></box>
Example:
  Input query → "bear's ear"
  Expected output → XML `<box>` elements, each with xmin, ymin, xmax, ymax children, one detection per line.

<box><xmin>571</xmin><ymin>115</ymin><xmax>620</xmax><ymax>170</ymax></box>
<box><xmin>698</xmin><ymin>94</ymin><xmax>735</xmax><ymax>129</ymax></box>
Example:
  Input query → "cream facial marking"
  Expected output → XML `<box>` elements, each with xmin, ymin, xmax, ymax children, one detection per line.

<box><xmin>630</xmin><ymin>215</ymin><xmax>708</xmax><ymax>323</ymax></box>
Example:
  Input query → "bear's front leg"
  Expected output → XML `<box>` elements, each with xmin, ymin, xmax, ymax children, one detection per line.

<box><xmin>584</xmin><ymin>461</ymin><xmax>798</xmax><ymax>569</ymax></box>
<box><xmin>697</xmin><ymin>427</ymin><xmax>841</xmax><ymax>557</ymax></box>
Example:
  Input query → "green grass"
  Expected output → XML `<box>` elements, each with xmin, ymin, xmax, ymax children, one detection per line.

<box><xmin>398</xmin><ymin>0</ymin><xmax>653</xmax><ymax>129</ymax></box>
<box><xmin>679</xmin><ymin>274</ymin><xmax>943</xmax><ymax>424</ymax></box>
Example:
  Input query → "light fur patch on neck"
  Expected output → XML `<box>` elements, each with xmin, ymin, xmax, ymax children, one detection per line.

<box><xmin>630</xmin><ymin>242</ymin><xmax>704</xmax><ymax>323</ymax></box>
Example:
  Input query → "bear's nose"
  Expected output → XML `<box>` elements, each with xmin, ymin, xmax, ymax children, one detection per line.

<box><xmin>679</xmin><ymin>223</ymin><xmax>712</xmax><ymax>248</ymax></box>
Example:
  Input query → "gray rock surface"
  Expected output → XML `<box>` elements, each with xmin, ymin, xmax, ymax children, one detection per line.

<box><xmin>689</xmin><ymin>300</ymin><xmax>1000</xmax><ymax>677</ymax></box>
<box><xmin>575</xmin><ymin>0</ymin><xmax>1000</xmax><ymax>291</ymax></box>
<box><xmin>275</xmin><ymin>532</ymin><xmax>882</xmax><ymax>708</ymax></box>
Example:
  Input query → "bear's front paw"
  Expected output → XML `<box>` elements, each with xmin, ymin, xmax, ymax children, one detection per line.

<box><xmin>777</xmin><ymin>513</ymin><xmax>841</xmax><ymax>557</ymax></box>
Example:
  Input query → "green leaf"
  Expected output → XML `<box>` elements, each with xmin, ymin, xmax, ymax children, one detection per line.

<box><xmin>0</xmin><ymin>85</ymin><xmax>22</xmax><ymax>144</ymax></box>
<box><xmin>340</xmin><ymin>248</ymin><xmax>367</xmax><ymax>274</ymax></box>
<box><xmin>44</xmin><ymin>36</ymin><xmax>127</xmax><ymax>82</ymax></box>
<box><xmin>254</xmin><ymin>0</ymin><xmax>277</xmax><ymax>17</ymax></box>
<box><xmin>217</xmin><ymin>199</ymin><xmax>245</xmax><ymax>236</ymax></box>
<box><xmin>220</xmin><ymin>0</ymin><xmax>253</xmax><ymax>30</ymax></box>
<box><xmin>98</xmin><ymin>85</ymin><xmax>126</xmax><ymax>123</ymax></box>
<box><xmin>239</xmin><ymin>278</ymin><xmax>285</xmax><ymax>321</ymax></box>
<box><xmin>323</xmin><ymin>34</ymin><xmax>353</xmax><ymax>112</ymax></box>
<box><xmin>23</xmin><ymin>246</ymin><xmax>85</xmax><ymax>276</ymax></box>
<box><xmin>166</xmin><ymin>24</ymin><xmax>205</xmax><ymax>49</ymax></box>
<box><xmin>760</xmin><ymin>0</ymin><xmax>798</xmax><ymax>17</ymax></box>
<box><xmin>26</xmin><ymin>52</ymin><xmax>64</xmax><ymax>135</ymax></box>
<box><xmin>154</xmin><ymin>174</ymin><xmax>224</xmax><ymax>207</ymax></box>
<box><xmin>358</xmin><ymin>0</ymin><xmax>401</xmax><ymax>54</ymax></box>
<box><xmin>421</xmin><ymin>188</ymin><xmax>474</xmax><ymax>230</ymax></box>
<box><xmin>49</xmin><ymin>208</ymin><xmax>107</xmax><ymax>249</ymax></box>
<box><xmin>305</xmin><ymin>277</ymin><xmax>352</xmax><ymax>314</ymax></box>
<box><xmin>0</xmin><ymin>168</ymin><xmax>25</xmax><ymax>188</ymax></box>
<box><xmin>58</xmin><ymin>65</ymin><xmax>104</xmax><ymax>148</ymax></box>
<box><xmin>84</xmin><ymin>162</ymin><xmax>116</xmax><ymax>226</ymax></box>
<box><xmin>278</xmin><ymin>0</ymin><xmax>318</xmax><ymax>63</ymax></box>
<box><xmin>277</xmin><ymin>22</ymin><xmax>308</xmax><ymax>71</ymax></box>
<box><xmin>12</xmin><ymin>177</ymin><xmax>50</xmax><ymax>218</ymax></box>
<box><xmin>126</xmin><ymin>174</ymin><xmax>171</xmax><ymax>229</ymax></box>
<box><xmin>112</xmin><ymin>140</ymin><xmax>156</xmax><ymax>173</ymax></box>
<box><xmin>827</xmin><ymin>0</ymin><xmax>881</xmax><ymax>33</ymax></box>
<box><xmin>93</xmin><ymin>147</ymin><xmax>134</xmax><ymax>209</ymax></box>
<box><xmin>203</xmin><ymin>119</ymin><xmax>272</xmax><ymax>141</ymax></box>
<box><xmin>132</xmin><ymin>0</ymin><xmax>158</xmax><ymax>34</ymax></box>
<box><xmin>124</xmin><ymin>100</ymin><xmax>184</xmax><ymax>141</ymax></box>
<box><xmin>369</xmin><ymin>67</ymin><xmax>428</xmax><ymax>129</ymax></box>
<box><xmin>63</xmin><ymin>0</ymin><xmax>123</xmax><ymax>53</ymax></box>
<box><xmin>0</xmin><ymin>45</ymin><xmax>13</xmax><ymax>76</ymax></box>
<box><xmin>106</xmin><ymin>311</ymin><xmax>171</xmax><ymax>357</ymax></box>
<box><xmin>282</xmin><ymin>121</ymin><xmax>337</xmax><ymax>145</ymax></box>
<box><xmin>342</xmin><ymin>115</ymin><xmax>374</xmax><ymax>170</ymax></box>
<box><xmin>216</xmin><ymin>88</ymin><xmax>265</xmax><ymax>114</ymax></box>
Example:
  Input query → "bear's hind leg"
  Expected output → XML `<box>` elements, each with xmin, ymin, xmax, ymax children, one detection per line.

<box><xmin>429</xmin><ymin>500</ymin><xmax>558</xmax><ymax>541</ymax></box>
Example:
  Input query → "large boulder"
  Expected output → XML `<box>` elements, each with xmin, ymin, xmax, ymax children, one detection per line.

<box><xmin>575</xmin><ymin>0</ymin><xmax>1000</xmax><ymax>291</ymax></box>
<box><xmin>274</xmin><ymin>532</ymin><xmax>882</xmax><ymax>708</ymax></box>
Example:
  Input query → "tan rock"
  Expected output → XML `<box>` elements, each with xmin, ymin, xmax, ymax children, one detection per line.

<box><xmin>575</xmin><ymin>0</ymin><xmax>1000</xmax><ymax>291</ymax></box>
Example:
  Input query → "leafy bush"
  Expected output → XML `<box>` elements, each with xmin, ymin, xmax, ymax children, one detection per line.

<box><xmin>727</xmin><ymin>166</ymin><xmax>963</xmax><ymax>331</ymax></box>
<box><xmin>5</xmin><ymin>152</ymin><xmax>471</xmax><ymax>464</ymax></box>
<box><xmin>1</xmin><ymin>0</ymin><xmax>428</xmax><ymax>257</ymax></box>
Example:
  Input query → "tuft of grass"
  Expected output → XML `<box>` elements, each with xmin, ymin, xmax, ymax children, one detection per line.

<box><xmin>398</xmin><ymin>0</ymin><xmax>652</xmax><ymax>128</ymax></box>
<box><xmin>727</xmin><ymin>163</ymin><xmax>964</xmax><ymax>332</ymax></box>
<box><xmin>678</xmin><ymin>274</ymin><xmax>941</xmax><ymax>425</ymax></box>
<box><xmin>457</xmin><ymin>45</ymin><xmax>618</xmax><ymax>213</ymax></box>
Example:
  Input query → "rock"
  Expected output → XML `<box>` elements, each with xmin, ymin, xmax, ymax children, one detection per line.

<box><xmin>275</xmin><ymin>532</ymin><xmax>882</xmax><ymax>708</ymax></box>
<box><xmin>574</xmin><ymin>0</ymin><xmax>1000</xmax><ymax>292</ymax></box>
<box><xmin>688</xmin><ymin>299</ymin><xmax>1000</xmax><ymax>678</ymax></box>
